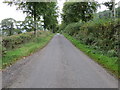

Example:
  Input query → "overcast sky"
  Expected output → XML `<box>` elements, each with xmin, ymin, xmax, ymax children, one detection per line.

<box><xmin>0</xmin><ymin>0</ymin><xmax>119</xmax><ymax>24</ymax></box>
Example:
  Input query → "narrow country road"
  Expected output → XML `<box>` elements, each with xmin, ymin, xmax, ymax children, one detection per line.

<box><xmin>3</xmin><ymin>34</ymin><xmax>118</xmax><ymax>88</ymax></box>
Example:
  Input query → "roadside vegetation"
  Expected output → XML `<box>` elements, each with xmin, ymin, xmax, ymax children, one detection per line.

<box><xmin>2</xmin><ymin>31</ymin><xmax>54</xmax><ymax>69</ymax></box>
<box><xmin>59</xmin><ymin>1</ymin><xmax>119</xmax><ymax>78</ymax></box>
<box><xmin>62</xmin><ymin>19</ymin><xmax>119</xmax><ymax>58</ymax></box>
<box><xmin>0</xmin><ymin>1</ymin><xmax>58</xmax><ymax>69</ymax></box>
<box><xmin>64</xmin><ymin>34</ymin><xmax>118</xmax><ymax>78</ymax></box>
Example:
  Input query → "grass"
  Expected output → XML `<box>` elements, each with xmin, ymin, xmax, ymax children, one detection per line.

<box><xmin>2</xmin><ymin>32</ymin><xmax>54</xmax><ymax>69</ymax></box>
<box><xmin>64</xmin><ymin>34</ymin><xmax>119</xmax><ymax>78</ymax></box>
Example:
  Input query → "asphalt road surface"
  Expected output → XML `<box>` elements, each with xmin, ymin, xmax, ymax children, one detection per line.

<box><xmin>3</xmin><ymin>34</ymin><xmax>118</xmax><ymax>88</ymax></box>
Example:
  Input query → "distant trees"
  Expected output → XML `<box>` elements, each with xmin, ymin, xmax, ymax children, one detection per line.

<box><xmin>4</xmin><ymin>1</ymin><xmax>42</xmax><ymax>34</ymax></box>
<box><xmin>103</xmin><ymin>0</ymin><xmax>116</xmax><ymax>18</ymax></box>
<box><xmin>97</xmin><ymin>7</ymin><xmax>120</xmax><ymax>19</ymax></box>
<box><xmin>15</xmin><ymin>21</ymin><xmax>24</xmax><ymax>34</ymax></box>
<box><xmin>116</xmin><ymin>7</ymin><xmax>120</xmax><ymax>18</ymax></box>
<box><xmin>1</xmin><ymin>1</ymin><xmax>59</xmax><ymax>36</ymax></box>
<box><xmin>22</xmin><ymin>16</ymin><xmax>34</xmax><ymax>32</ymax></box>
<box><xmin>0</xmin><ymin>17</ymin><xmax>42</xmax><ymax>36</ymax></box>
<box><xmin>1</xmin><ymin>18</ymin><xmax>16</xmax><ymax>36</ymax></box>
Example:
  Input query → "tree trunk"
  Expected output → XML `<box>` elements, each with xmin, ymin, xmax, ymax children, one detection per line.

<box><xmin>9</xmin><ymin>29</ymin><xmax>12</xmax><ymax>36</ymax></box>
<box><xmin>111</xmin><ymin>0</ymin><xmax>115</xmax><ymax>18</ymax></box>
<box><xmin>43</xmin><ymin>14</ymin><xmax>46</xmax><ymax>31</ymax></box>
<box><xmin>52</xmin><ymin>25</ymin><xmax>54</xmax><ymax>33</ymax></box>
<box><xmin>9</xmin><ymin>24</ymin><xmax>13</xmax><ymax>36</ymax></box>
<box><xmin>33</xmin><ymin>2</ymin><xmax>37</xmax><ymax>35</ymax></box>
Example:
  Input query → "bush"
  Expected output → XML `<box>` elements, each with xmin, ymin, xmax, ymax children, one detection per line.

<box><xmin>78</xmin><ymin>18</ymin><xmax>120</xmax><ymax>57</ymax></box>
<box><xmin>58</xmin><ymin>23</ymin><xmax>67</xmax><ymax>33</ymax></box>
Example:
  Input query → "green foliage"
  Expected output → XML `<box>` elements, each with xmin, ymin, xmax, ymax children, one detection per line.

<box><xmin>21</xmin><ymin>16</ymin><xmax>34</xmax><ymax>32</ymax></box>
<box><xmin>64</xmin><ymin>34</ymin><xmax>118</xmax><ymax>78</ymax></box>
<box><xmin>58</xmin><ymin>23</ymin><xmax>67</xmax><ymax>33</ymax></box>
<box><xmin>103</xmin><ymin>2</ymin><xmax>114</xmax><ymax>10</ymax></box>
<box><xmin>4</xmin><ymin>1</ymin><xmax>44</xmax><ymax>34</ymax></box>
<box><xmin>102</xmin><ymin>1</ymin><xmax>116</xmax><ymax>18</ymax></box>
<box><xmin>98</xmin><ymin>10</ymin><xmax>111</xmax><ymax>19</ymax></box>
<box><xmin>62</xmin><ymin>2</ymin><xmax>99</xmax><ymax>24</ymax></box>
<box><xmin>1</xmin><ymin>18</ymin><xmax>16</xmax><ymax>36</ymax></box>
<box><xmin>42</xmin><ymin>2</ymin><xmax>58</xmax><ymax>32</ymax></box>
<box><xmin>63</xmin><ymin>21</ymin><xmax>83</xmax><ymax>36</ymax></box>
<box><xmin>116</xmin><ymin>7</ymin><xmax>120</xmax><ymax>18</ymax></box>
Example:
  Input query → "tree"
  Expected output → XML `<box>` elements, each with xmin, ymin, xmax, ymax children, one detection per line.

<box><xmin>103</xmin><ymin>0</ymin><xmax>116</xmax><ymax>18</ymax></box>
<box><xmin>97</xmin><ymin>6</ymin><xmax>120</xmax><ymax>19</ymax></box>
<box><xmin>15</xmin><ymin>21</ymin><xmax>24</xmax><ymax>34</ymax></box>
<box><xmin>62</xmin><ymin>1</ymin><xmax>99</xmax><ymax>24</ymax></box>
<box><xmin>42</xmin><ymin>2</ymin><xmax>58</xmax><ymax>33</ymax></box>
<box><xmin>21</xmin><ymin>16</ymin><xmax>34</xmax><ymax>32</ymax></box>
<box><xmin>1</xmin><ymin>18</ymin><xmax>16</xmax><ymax>36</ymax></box>
<box><xmin>116</xmin><ymin>7</ymin><xmax>120</xmax><ymax>18</ymax></box>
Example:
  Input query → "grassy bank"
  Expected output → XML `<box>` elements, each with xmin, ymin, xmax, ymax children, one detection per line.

<box><xmin>64</xmin><ymin>34</ymin><xmax>118</xmax><ymax>78</ymax></box>
<box><xmin>2</xmin><ymin>31</ymin><xmax>54</xmax><ymax>69</ymax></box>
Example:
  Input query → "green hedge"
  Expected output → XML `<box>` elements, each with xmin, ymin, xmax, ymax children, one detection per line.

<box><xmin>62</xmin><ymin>18</ymin><xmax>120</xmax><ymax>57</ymax></box>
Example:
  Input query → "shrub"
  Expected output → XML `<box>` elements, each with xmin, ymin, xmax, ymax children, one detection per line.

<box><xmin>63</xmin><ymin>21</ymin><xmax>83</xmax><ymax>36</ymax></box>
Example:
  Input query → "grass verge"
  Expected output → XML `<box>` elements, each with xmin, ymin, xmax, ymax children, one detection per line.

<box><xmin>64</xmin><ymin>34</ymin><xmax>118</xmax><ymax>78</ymax></box>
<box><xmin>2</xmin><ymin>32</ymin><xmax>54</xmax><ymax>69</ymax></box>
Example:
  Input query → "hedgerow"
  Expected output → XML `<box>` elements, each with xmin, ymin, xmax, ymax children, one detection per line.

<box><xmin>62</xmin><ymin>18</ymin><xmax>120</xmax><ymax>58</ymax></box>
<box><xmin>2</xmin><ymin>31</ymin><xmax>43</xmax><ymax>50</ymax></box>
